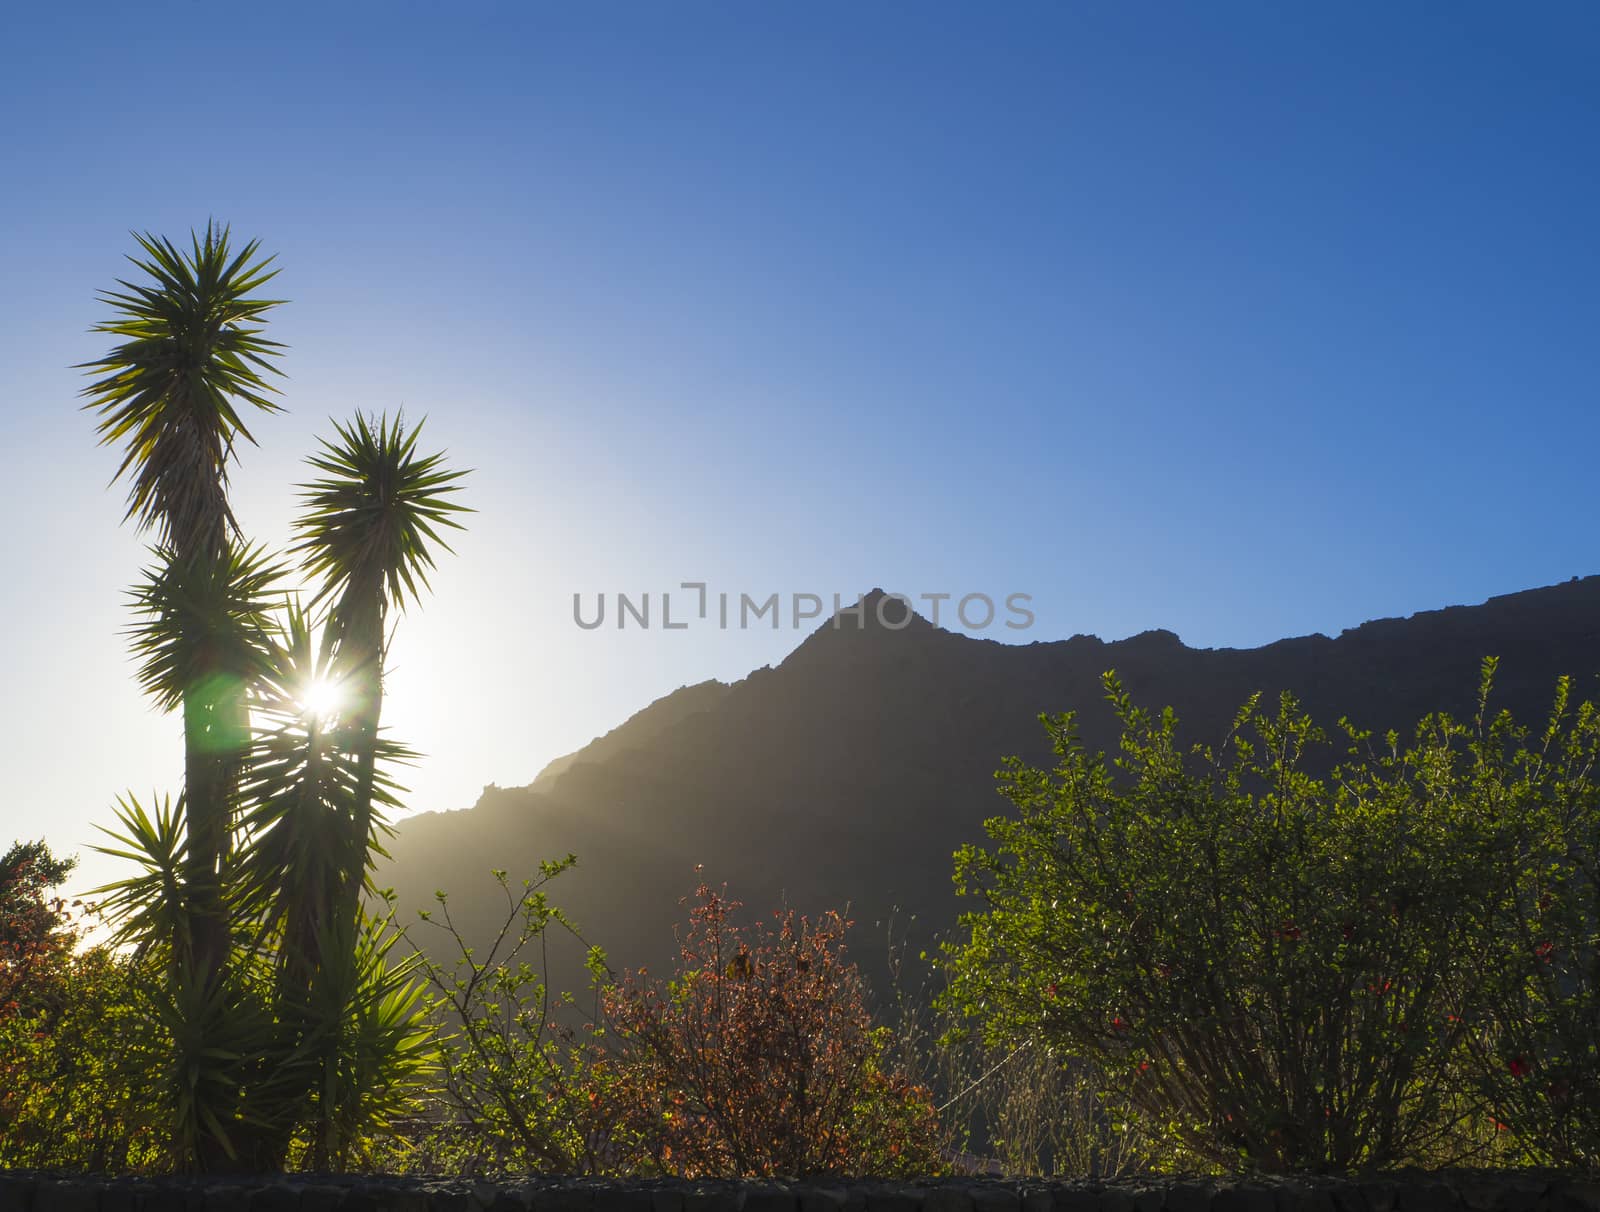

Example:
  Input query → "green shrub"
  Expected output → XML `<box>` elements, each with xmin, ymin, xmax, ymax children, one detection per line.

<box><xmin>0</xmin><ymin>939</ymin><xmax>167</xmax><ymax>1170</ymax></box>
<box><xmin>1458</xmin><ymin>673</ymin><xmax>1600</xmax><ymax>1166</ymax></box>
<box><xmin>943</xmin><ymin>664</ymin><xmax>1565</xmax><ymax>1172</ymax></box>
<box><xmin>396</xmin><ymin>860</ymin><xmax>615</xmax><ymax>1175</ymax></box>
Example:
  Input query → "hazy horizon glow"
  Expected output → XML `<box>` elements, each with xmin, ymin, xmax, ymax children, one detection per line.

<box><xmin>3</xmin><ymin>1</ymin><xmax>1598</xmax><ymax>894</ymax></box>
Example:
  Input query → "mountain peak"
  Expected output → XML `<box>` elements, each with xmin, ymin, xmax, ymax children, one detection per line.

<box><xmin>843</xmin><ymin>588</ymin><xmax>936</xmax><ymax>631</ymax></box>
<box><xmin>778</xmin><ymin>587</ymin><xmax>945</xmax><ymax>670</ymax></box>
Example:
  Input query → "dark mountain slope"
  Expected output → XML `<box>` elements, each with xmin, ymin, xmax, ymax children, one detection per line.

<box><xmin>382</xmin><ymin>578</ymin><xmax>1600</xmax><ymax>995</ymax></box>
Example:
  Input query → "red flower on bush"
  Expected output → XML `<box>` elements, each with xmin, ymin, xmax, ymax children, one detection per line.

<box><xmin>1508</xmin><ymin>1055</ymin><xmax>1531</xmax><ymax>1078</ymax></box>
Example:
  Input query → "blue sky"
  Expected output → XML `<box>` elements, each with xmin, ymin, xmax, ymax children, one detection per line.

<box><xmin>3</xmin><ymin>1</ymin><xmax>1598</xmax><ymax>888</ymax></box>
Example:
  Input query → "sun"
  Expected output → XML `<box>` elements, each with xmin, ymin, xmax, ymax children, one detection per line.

<box><xmin>299</xmin><ymin>678</ymin><xmax>346</xmax><ymax>726</ymax></box>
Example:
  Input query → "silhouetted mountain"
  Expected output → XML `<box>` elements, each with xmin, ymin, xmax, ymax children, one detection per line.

<box><xmin>381</xmin><ymin>579</ymin><xmax>1600</xmax><ymax>999</ymax></box>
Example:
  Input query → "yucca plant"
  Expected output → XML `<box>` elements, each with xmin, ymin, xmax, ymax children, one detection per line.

<box><xmin>80</xmin><ymin>223</ymin><xmax>286</xmax><ymax>990</ymax></box>
<box><xmin>83</xmin><ymin>230</ymin><xmax>469</xmax><ymax>1171</ymax></box>
<box><xmin>241</xmin><ymin>412</ymin><xmax>468</xmax><ymax>1164</ymax></box>
<box><xmin>93</xmin><ymin>793</ymin><xmax>279</xmax><ymax>1167</ymax></box>
<box><xmin>293</xmin><ymin>411</ymin><xmax>470</xmax><ymax>928</ymax></box>
<box><xmin>233</xmin><ymin>601</ymin><xmax>423</xmax><ymax>1166</ymax></box>
<box><xmin>290</xmin><ymin>909</ymin><xmax>437</xmax><ymax>1170</ymax></box>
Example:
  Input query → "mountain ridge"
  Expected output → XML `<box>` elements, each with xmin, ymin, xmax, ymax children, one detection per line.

<box><xmin>383</xmin><ymin>575</ymin><xmax>1600</xmax><ymax>992</ymax></box>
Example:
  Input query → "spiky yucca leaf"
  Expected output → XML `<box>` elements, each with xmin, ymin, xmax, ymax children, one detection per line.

<box><xmin>90</xmin><ymin>793</ymin><xmax>191</xmax><ymax>960</ymax></box>
<box><xmin>125</xmin><ymin>542</ymin><xmax>285</xmax><ymax>715</ymax></box>
<box><xmin>79</xmin><ymin>222</ymin><xmax>286</xmax><ymax>560</ymax></box>
<box><xmin>154</xmin><ymin>949</ymin><xmax>281</xmax><ymax>1170</ymax></box>
<box><xmin>293</xmin><ymin>411</ymin><xmax>471</xmax><ymax>636</ymax></box>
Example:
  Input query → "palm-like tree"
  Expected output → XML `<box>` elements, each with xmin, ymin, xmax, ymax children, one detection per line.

<box><xmin>80</xmin><ymin>223</ymin><xmax>286</xmax><ymax>984</ymax></box>
<box><xmin>293</xmin><ymin>412</ymin><xmax>470</xmax><ymax>925</ymax></box>
<box><xmin>211</xmin><ymin>412</ymin><xmax>465</xmax><ymax>1169</ymax></box>
<box><xmin>83</xmin><ymin>235</ymin><xmax>462</xmax><ymax>1171</ymax></box>
<box><xmin>232</xmin><ymin>604</ymin><xmax>422</xmax><ymax>1168</ymax></box>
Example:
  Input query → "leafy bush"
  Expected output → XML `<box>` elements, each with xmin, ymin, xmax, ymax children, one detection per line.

<box><xmin>944</xmin><ymin>666</ymin><xmax>1555</xmax><ymax>1172</ymax></box>
<box><xmin>0</xmin><ymin>945</ymin><xmax>167</xmax><ymax>1169</ymax></box>
<box><xmin>1459</xmin><ymin>672</ymin><xmax>1600</xmax><ymax>1166</ymax></box>
<box><xmin>596</xmin><ymin>877</ymin><xmax>944</xmax><ymax>1178</ymax></box>
<box><xmin>1</xmin><ymin>844</ymin><xmax>168</xmax><ymax>1168</ymax></box>
<box><xmin>396</xmin><ymin>860</ymin><xmax>614</xmax><ymax>1175</ymax></box>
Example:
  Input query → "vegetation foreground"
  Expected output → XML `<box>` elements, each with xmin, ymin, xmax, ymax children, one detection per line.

<box><xmin>2</xmin><ymin>229</ymin><xmax>1598</xmax><ymax>1177</ymax></box>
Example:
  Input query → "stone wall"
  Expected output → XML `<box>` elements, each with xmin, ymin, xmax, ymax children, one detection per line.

<box><xmin>2</xmin><ymin>1173</ymin><xmax>1598</xmax><ymax>1212</ymax></box>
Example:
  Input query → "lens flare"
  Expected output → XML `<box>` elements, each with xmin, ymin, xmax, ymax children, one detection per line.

<box><xmin>299</xmin><ymin>678</ymin><xmax>345</xmax><ymax>725</ymax></box>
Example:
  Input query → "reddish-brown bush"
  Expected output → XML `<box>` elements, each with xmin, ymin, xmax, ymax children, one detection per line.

<box><xmin>593</xmin><ymin>878</ymin><xmax>943</xmax><ymax>1177</ymax></box>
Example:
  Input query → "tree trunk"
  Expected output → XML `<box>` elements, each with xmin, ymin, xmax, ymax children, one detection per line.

<box><xmin>334</xmin><ymin>594</ymin><xmax>386</xmax><ymax>929</ymax></box>
<box><xmin>182</xmin><ymin>675</ymin><xmax>249</xmax><ymax>987</ymax></box>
